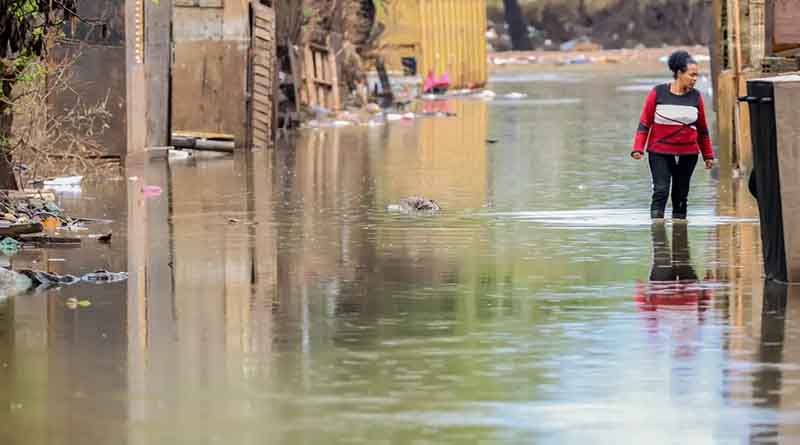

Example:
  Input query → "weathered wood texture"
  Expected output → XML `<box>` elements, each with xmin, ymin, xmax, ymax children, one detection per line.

<box><xmin>717</xmin><ymin>70</ymin><xmax>737</xmax><ymax>170</ymax></box>
<box><xmin>145</xmin><ymin>0</ymin><xmax>172</xmax><ymax>148</ymax></box>
<box><xmin>172</xmin><ymin>0</ymin><xmax>252</xmax><ymax>147</ymax></box>
<box><xmin>749</xmin><ymin>0</ymin><xmax>766</xmax><ymax>66</ymax></box>
<box><xmin>773</xmin><ymin>77</ymin><xmax>800</xmax><ymax>282</ymax></box>
<box><xmin>774</xmin><ymin>0</ymin><xmax>800</xmax><ymax>49</ymax></box>
<box><xmin>173</xmin><ymin>7</ymin><xmax>224</xmax><ymax>41</ymax></box>
<box><xmin>250</xmin><ymin>3</ymin><xmax>277</xmax><ymax>150</ymax></box>
<box><xmin>125</xmin><ymin>0</ymin><xmax>147</xmax><ymax>154</ymax></box>
<box><xmin>711</xmin><ymin>0</ymin><xmax>722</xmax><ymax>112</ymax></box>
<box><xmin>734</xmin><ymin>70</ymin><xmax>765</xmax><ymax>173</ymax></box>
<box><xmin>172</xmin><ymin>42</ymin><xmax>248</xmax><ymax>146</ymax></box>
<box><xmin>299</xmin><ymin>37</ymin><xmax>341</xmax><ymax>111</ymax></box>
<box><xmin>172</xmin><ymin>41</ymin><xmax>249</xmax><ymax>144</ymax></box>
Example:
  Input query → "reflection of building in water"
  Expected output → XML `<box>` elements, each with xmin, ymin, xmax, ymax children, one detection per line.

<box><xmin>741</xmin><ymin>282</ymin><xmax>800</xmax><ymax>443</ymax></box>
<box><xmin>712</xmin><ymin>178</ymin><xmax>762</xmax><ymax>367</ymax></box>
<box><xmin>0</xmin><ymin>186</ymin><xmax>129</xmax><ymax>444</ymax></box>
<box><xmin>123</xmin><ymin>152</ymin><xmax>280</xmax><ymax>444</ymax></box>
<box><xmin>376</xmin><ymin>100</ymin><xmax>488</xmax><ymax>210</ymax></box>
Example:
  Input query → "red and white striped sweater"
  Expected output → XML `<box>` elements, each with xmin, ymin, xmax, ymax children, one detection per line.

<box><xmin>632</xmin><ymin>83</ymin><xmax>714</xmax><ymax>160</ymax></box>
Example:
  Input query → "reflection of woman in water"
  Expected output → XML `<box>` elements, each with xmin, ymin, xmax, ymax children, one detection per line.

<box><xmin>636</xmin><ymin>224</ymin><xmax>713</xmax><ymax>360</ymax></box>
<box><xmin>636</xmin><ymin>223</ymin><xmax>712</xmax><ymax>310</ymax></box>
<box><xmin>631</xmin><ymin>50</ymin><xmax>715</xmax><ymax>221</ymax></box>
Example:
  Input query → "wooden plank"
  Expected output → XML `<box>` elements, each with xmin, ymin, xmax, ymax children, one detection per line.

<box><xmin>172</xmin><ymin>41</ymin><xmax>248</xmax><ymax>145</ymax></box>
<box><xmin>253</xmin><ymin>65</ymin><xmax>273</xmax><ymax>79</ymax></box>
<box><xmin>224</xmin><ymin>0</ymin><xmax>249</xmax><ymax>41</ymax></box>
<box><xmin>749</xmin><ymin>0</ymin><xmax>766</xmax><ymax>66</ymax></box>
<box><xmin>253</xmin><ymin>110</ymin><xmax>271</xmax><ymax>122</ymax></box>
<box><xmin>733</xmin><ymin>0</ymin><xmax>743</xmax><ymax>73</ymax></box>
<box><xmin>327</xmin><ymin>34</ymin><xmax>342</xmax><ymax>110</ymax></box>
<box><xmin>774</xmin><ymin>79</ymin><xmax>800</xmax><ymax>282</ymax></box>
<box><xmin>310</xmin><ymin>79</ymin><xmax>334</xmax><ymax>87</ymax></box>
<box><xmin>253</xmin><ymin>86</ymin><xmax>272</xmax><ymax>100</ymax></box>
<box><xmin>711</xmin><ymin>0</ymin><xmax>723</xmax><ymax>112</ymax></box>
<box><xmin>249</xmin><ymin>2</ymin><xmax>276</xmax><ymax>149</ymax></box>
<box><xmin>774</xmin><ymin>0</ymin><xmax>800</xmax><ymax>48</ymax></box>
<box><xmin>717</xmin><ymin>70</ymin><xmax>737</xmax><ymax>170</ymax></box>
<box><xmin>6</xmin><ymin>190</ymin><xmax>56</xmax><ymax>201</ymax></box>
<box><xmin>125</xmin><ymin>0</ymin><xmax>147</xmax><ymax>154</ymax></box>
<box><xmin>173</xmin><ymin>7</ymin><xmax>224</xmax><ymax>41</ymax></box>
<box><xmin>309</xmin><ymin>42</ymin><xmax>330</xmax><ymax>52</ymax></box>
<box><xmin>174</xmin><ymin>0</ymin><xmax>223</xmax><ymax>7</ymax></box>
<box><xmin>765</xmin><ymin>0</ymin><xmax>775</xmax><ymax>55</ymax></box>
<box><xmin>304</xmin><ymin>45</ymin><xmax>319</xmax><ymax>106</ymax></box>
<box><xmin>145</xmin><ymin>0</ymin><xmax>172</xmax><ymax>148</ymax></box>
<box><xmin>735</xmin><ymin>70</ymin><xmax>763</xmax><ymax>174</ymax></box>
<box><xmin>254</xmin><ymin>27</ymin><xmax>274</xmax><ymax>42</ymax></box>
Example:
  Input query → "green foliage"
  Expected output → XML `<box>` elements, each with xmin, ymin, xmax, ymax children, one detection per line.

<box><xmin>1</xmin><ymin>0</ymin><xmax>75</xmax><ymax>60</ymax></box>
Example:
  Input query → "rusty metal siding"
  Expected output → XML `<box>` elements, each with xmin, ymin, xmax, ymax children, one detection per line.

<box><xmin>379</xmin><ymin>0</ymin><xmax>487</xmax><ymax>88</ymax></box>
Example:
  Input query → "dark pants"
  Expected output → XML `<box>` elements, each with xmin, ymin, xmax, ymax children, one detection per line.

<box><xmin>648</xmin><ymin>152</ymin><xmax>699</xmax><ymax>219</ymax></box>
<box><xmin>649</xmin><ymin>223</ymin><xmax>698</xmax><ymax>282</ymax></box>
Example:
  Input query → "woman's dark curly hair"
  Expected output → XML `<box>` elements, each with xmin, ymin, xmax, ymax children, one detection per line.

<box><xmin>667</xmin><ymin>50</ymin><xmax>697</xmax><ymax>79</ymax></box>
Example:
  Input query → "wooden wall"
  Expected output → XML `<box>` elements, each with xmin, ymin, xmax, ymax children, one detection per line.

<box><xmin>172</xmin><ymin>0</ymin><xmax>251</xmax><ymax>146</ymax></box>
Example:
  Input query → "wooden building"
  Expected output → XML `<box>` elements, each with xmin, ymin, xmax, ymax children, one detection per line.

<box><xmin>712</xmin><ymin>0</ymin><xmax>800</xmax><ymax>176</ymax></box>
<box><xmin>376</xmin><ymin>0</ymin><xmax>489</xmax><ymax>88</ymax></box>
<box><xmin>172</xmin><ymin>0</ymin><xmax>277</xmax><ymax>149</ymax></box>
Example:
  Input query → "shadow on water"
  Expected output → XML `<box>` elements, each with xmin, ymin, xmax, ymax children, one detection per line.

<box><xmin>1</xmin><ymin>73</ymin><xmax>799</xmax><ymax>444</ymax></box>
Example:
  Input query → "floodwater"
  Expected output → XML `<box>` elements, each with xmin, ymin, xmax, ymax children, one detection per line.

<box><xmin>0</xmin><ymin>70</ymin><xmax>794</xmax><ymax>444</ymax></box>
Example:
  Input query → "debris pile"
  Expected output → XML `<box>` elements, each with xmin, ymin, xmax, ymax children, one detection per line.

<box><xmin>0</xmin><ymin>267</ymin><xmax>127</xmax><ymax>299</ymax></box>
<box><xmin>0</xmin><ymin>189</ymin><xmax>111</xmax><ymax>254</ymax></box>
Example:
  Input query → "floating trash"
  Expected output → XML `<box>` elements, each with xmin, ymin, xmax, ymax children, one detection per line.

<box><xmin>0</xmin><ymin>237</ymin><xmax>20</xmax><ymax>254</ymax></box>
<box><xmin>387</xmin><ymin>196</ymin><xmax>441</xmax><ymax>213</ymax></box>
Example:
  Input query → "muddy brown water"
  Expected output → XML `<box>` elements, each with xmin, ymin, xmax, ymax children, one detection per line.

<box><xmin>0</xmin><ymin>71</ymin><xmax>793</xmax><ymax>444</ymax></box>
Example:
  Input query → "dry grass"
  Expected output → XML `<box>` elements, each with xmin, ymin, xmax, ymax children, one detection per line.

<box><xmin>8</xmin><ymin>48</ymin><xmax>121</xmax><ymax>182</ymax></box>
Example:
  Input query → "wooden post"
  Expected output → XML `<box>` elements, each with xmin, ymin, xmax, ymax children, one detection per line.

<box><xmin>303</xmin><ymin>44</ymin><xmax>319</xmax><ymax>108</ymax></box>
<box><xmin>125</xmin><ymin>0</ymin><xmax>147</xmax><ymax>154</ymax></box>
<box><xmin>732</xmin><ymin>0</ymin><xmax>744</xmax><ymax>169</ymax></box>
<box><xmin>710</xmin><ymin>0</ymin><xmax>722</xmax><ymax>112</ymax></box>
<box><xmin>145</xmin><ymin>0</ymin><xmax>172</xmax><ymax>148</ymax></box>
<box><xmin>733</xmin><ymin>0</ymin><xmax>743</xmax><ymax>73</ymax></box>
<box><xmin>765</xmin><ymin>0</ymin><xmax>775</xmax><ymax>56</ymax></box>
<box><xmin>327</xmin><ymin>35</ymin><xmax>341</xmax><ymax>111</ymax></box>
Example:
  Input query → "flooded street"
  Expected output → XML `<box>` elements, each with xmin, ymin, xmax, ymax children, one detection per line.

<box><xmin>0</xmin><ymin>70</ymin><xmax>794</xmax><ymax>444</ymax></box>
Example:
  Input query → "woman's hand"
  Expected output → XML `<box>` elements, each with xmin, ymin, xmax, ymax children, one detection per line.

<box><xmin>632</xmin><ymin>152</ymin><xmax>644</xmax><ymax>160</ymax></box>
<box><xmin>705</xmin><ymin>159</ymin><xmax>714</xmax><ymax>169</ymax></box>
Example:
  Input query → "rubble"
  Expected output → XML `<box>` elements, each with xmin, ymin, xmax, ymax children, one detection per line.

<box><xmin>0</xmin><ymin>189</ymin><xmax>112</xmax><ymax>250</ymax></box>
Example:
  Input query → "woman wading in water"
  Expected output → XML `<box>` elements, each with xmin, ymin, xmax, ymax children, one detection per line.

<box><xmin>632</xmin><ymin>50</ymin><xmax>714</xmax><ymax>221</ymax></box>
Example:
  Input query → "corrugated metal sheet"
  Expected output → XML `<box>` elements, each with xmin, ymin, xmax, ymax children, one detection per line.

<box><xmin>378</xmin><ymin>0</ymin><xmax>487</xmax><ymax>88</ymax></box>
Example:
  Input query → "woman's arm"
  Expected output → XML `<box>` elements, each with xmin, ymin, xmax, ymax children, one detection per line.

<box><xmin>632</xmin><ymin>88</ymin><xmax>657</xmax><ymax>157</ymax></box>
<box><xmin>696</xmin><ymin>95</ymin><xmax>714</xmax><ymax>161</ymax></box>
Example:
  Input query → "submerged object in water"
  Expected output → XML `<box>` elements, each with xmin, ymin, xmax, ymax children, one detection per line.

<box><xmin>387</xmin><ymin>196</ymin><xmax>441</xmax><ymax>213</ymax></box>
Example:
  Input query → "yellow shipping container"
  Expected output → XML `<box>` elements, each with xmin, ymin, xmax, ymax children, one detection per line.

<box><xmin>377</xmin><ymin>0</ymin><xmax>488</xmax><ymax>88</ymax></box>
